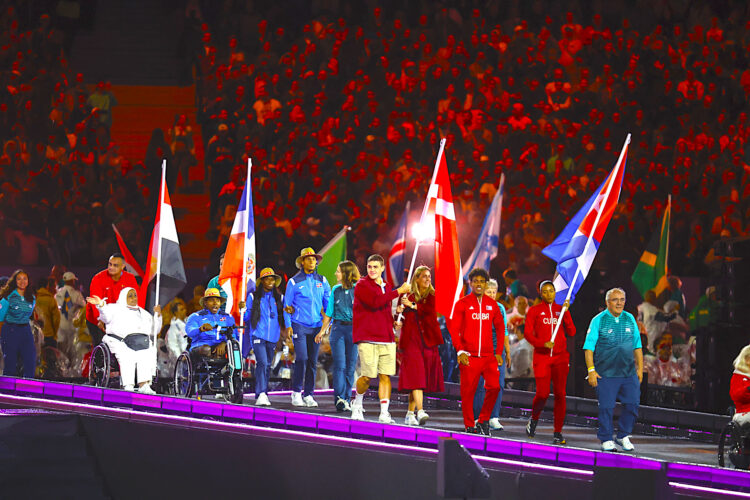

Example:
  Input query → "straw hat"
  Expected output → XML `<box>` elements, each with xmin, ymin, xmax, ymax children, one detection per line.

<box><xmin>295</xmin><ymin>247</ymin><xmax>323</xmax><ymax>269</ymax></box>
<box><xmin>258</xmin><ymin>267</ymin><xmax>282</xmax><ymax>288</ymax></box>
<box><xmin>200</xmin><ymin>288</ymin><xmax>227</xmax><ymax>308</ymax></box>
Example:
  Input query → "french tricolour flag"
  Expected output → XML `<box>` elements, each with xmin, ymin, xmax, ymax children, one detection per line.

<box><xmin>139</xmin><ymin>160</ymin><xmax>187</xmax><ymax>309</ymax></box>
<box><xmin>219</xmin><ymin>159</ymin><xmax>256</xmax><ymax>324</ymax></box>
<box><xmin>542</xmin><ymin>134</ymin><xmax>630</xmax><ymax>305</ymax></box>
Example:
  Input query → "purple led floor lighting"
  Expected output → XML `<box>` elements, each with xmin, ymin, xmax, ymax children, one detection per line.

<box><xmin>669</xmin><ymin>483</ymin><xmax>750</xmax><ymax>498</ymax></box>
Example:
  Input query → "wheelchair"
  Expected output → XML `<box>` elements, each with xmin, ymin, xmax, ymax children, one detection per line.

<box><xmin>88</xmin><ymin>341</ymin><xmax>121</xmax><ymax>388</ymax></box>
<box><xmin>173</xmin><ymin>326</ymin><xmax>244</xmax><ymax>404</ymax></box>
<box><xmin>718</xmin><ymin>420</ymin><xmax>750</xmax><ymax>469</ymax></box>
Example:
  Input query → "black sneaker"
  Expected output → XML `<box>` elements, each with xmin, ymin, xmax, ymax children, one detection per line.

<box><xmin>553</xmin><ymin>432</ymin><xmax>566</xmax><ymax>445</ymax></box>
<box><xmin>476</xmin><ymin>421</ymin><xmax>491</xmax><ymax>436</ymax></box>
<box><xmin>526</xmin><ymin>418</ymin><xmax>538</xmax><ymax>437</ymax></box>
<box><xmin>465</xmin><ymin>426</ymin><xmax>480</xmax><ymax>434</ymax></box>
<box><xmin>335</xmin><ymin>397</ymin><xmax>346</xmax><ymax>412</ymax></box>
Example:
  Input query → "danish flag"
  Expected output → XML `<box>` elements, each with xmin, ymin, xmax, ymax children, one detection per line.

<box><xmin>424</xmin><ymin>139</ymin><xmax>462</xmax><ymax>319</ymax></box>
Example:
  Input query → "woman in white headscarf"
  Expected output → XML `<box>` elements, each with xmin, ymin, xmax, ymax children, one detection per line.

<box><xmin>86</xmin><ymin>287</ymin><xmax>160</xmax><ymax>393</ymax></box>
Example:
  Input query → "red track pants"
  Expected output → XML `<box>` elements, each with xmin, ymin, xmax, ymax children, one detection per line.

<box><xmin>459</xmin><ymin>355</ymin><xmax>500</xmax><ymax>428</ymax></box>
<box><xmin>531</xmin><ymin>352</ymin><xmax>569</xmax><ymax>432</ymax></box>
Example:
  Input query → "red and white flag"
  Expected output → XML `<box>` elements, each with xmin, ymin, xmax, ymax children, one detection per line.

<box><xmin>425</xmin><ymin>139</ymin><xmax>462</xmax><ymax>319</ymax></box>
<box><xmin>112</xmin><ymin>223</ymin><xmax>144</xmax><ymax>278</ymax></box>
<box><xmin>139</xmin><ymin>160</ymin><xmax>187</xmax><ymax>309</ymax></box>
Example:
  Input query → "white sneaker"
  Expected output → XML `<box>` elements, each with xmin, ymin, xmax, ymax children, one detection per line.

<box><xmin>123</xmin><ymin>385</ymin><xmax>135</xmax><ymax>391</ymax></box>
<box><xmin>138</xmin><ymin>384</ymin><xmax>156</xmax><ymax>395</ymax></box>
<box><xmin>256</xmin><ymin>393</ymin><xmax>271</xmax><ymax>406</ymax></box>
<box><xmin>351</xmin><ymin>403</ymin><xmax>364</xmax><ymax>421</ymax></box>
<box><xmin>291</xmin><ymin>391</ymin><xmax>305</xmax><ymax>406</ymax></box>
<box><xmin>303</xmin><ymin>395</ymin><xmax>318</xmax><ymax>407</ymax></box>
<box><xmin>404</xmin><ymin>412</ymin><xmax>419</xmax><ymax>426</ymax></box>
<box><xmin>489</xmin><ymin>418</ymin><xmax>504</xmax><ymax>430</ymax></box>
<box><xmin>417</xmin><ymin>409</ymin><xmax>430</xmax><ymax>426</ymax></box>
<box><xmin>343</xmin><ymin>399</ymin><xmax>351</xmax><ymax>411</ymax></box>
<box><xmin>601</xmin><ymin>440</ymin><xmax>616</xmax><ymax>452</ymax></box>
<box><xmin>615</xmin><ymin>436</ymin><xmax>635</xmax><ymax>452</ymax></box>
<box><xmin>378</xmin><ymin>412</ymin><xmax>395</xmax><ymax>424</ymax></box>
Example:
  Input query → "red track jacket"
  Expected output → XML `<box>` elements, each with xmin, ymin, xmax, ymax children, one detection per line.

<box><xmin>450</xmin><ymin>293</ymin><xmax>505</xmax><ymax>357</ymax></box>
<box><xmin>524</xmin><ymin>302</ymin><xmax>576</xmax><ymax>356</ymax></box>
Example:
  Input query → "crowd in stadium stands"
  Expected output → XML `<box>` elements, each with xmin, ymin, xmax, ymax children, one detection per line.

<box><xmin>185</xmin><ymin>0</ymin><xmax>749</xmax><ymax>281</ymax></box>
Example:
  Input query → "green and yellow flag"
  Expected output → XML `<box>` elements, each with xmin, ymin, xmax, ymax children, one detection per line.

<box><xmin>632</xmin><ymin>196</ymin><xmax>670</xmax><ymax>298</ymax></box>
<box><xmin>318</xmin><ymin>226</ymin><xmax>349</xmax><ymax>286</ymax></box>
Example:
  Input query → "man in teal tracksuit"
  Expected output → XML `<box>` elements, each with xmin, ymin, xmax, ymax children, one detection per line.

<box><xmin>283</xmin><ymin>248</ymin><xmax>331</xmax><ymax>408</ymax></box>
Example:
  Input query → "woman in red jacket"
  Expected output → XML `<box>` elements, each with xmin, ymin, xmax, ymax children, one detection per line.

<box><xmin>524</xmin><ymin>280</ymin><xmax>576</xmax><ymax>445</ymax></box>
<box><xmin>397</xmin><ymin>266</ymin><xmax>444</xmax><ymax>426</ymax></box>
<box><xmin>730</xmin><ymin>344</ymin><xmax>750</xmax><ymax>426</ymax></box>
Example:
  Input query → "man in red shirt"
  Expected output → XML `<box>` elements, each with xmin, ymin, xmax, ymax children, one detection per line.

<box><xmin>451</xmin><ymin>268</ymin><xmax>506</xmax><ymax>434</ymax></box>
<box><xmin>524</xmin><ymin>280</ymin><xmax>576</xmax><ymax>445</ymax></box>
<box><xmin>350</xmin><ymin>254</ymin><xmax>410</xmax><ymax>423</ymax></box>
<box><xmin>86</xmin><ymin>253</ymin><xmax>139</xmax><ymax>345</ymax></box>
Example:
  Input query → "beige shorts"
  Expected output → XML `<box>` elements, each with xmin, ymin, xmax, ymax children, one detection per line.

<box><xmin>357</xmin><ymin>342</ymin><xmax>396</xmax><ymax>378</ymax></box>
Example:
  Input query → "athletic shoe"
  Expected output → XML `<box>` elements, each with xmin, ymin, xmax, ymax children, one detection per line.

<box><xmin>404</xmin><ymin>412</ymin><xmax>418</xmax><ymax>426</ymax></box>
<box><xmin>489</xmin><ymin>418</ymin><xmax>504</xmax><ymax>430</ymax></box>
<box><xmin>123</xmin><ymin>385</ymin><xmax>135</xmax><ymax>391</ymax></box>
<box><xmin>465</xmin><ymin>426</ymin><xmax>480</xmax><ymax>434</ymax></box>
<box><xmin>303</xmin><ymin>395</ymin><xmax>318</xmax><ymax>407</ymax></box>
<box><xmin>351</xmin><ymin>403</ymin><xmax>364</xmax><ymax>421</ymax></box>
<box><xmin>256</xmin><ymin>393</ymin><xmax>271</xmax><ymax>406</ymax></box>
<box><xmin>476</xmin><ymin>421</ymin><xmax>491</xmax><ymax>436</ymax></box>
<box><xmin>526</xmin><ymin>418</ymin><xmax>538</xmax><ymax>437</ymax></box>
<box><xmin>138</xmin><ymin>384</ymin><xmax>156</xmax><ymax>395</ymax></box>
<box><xmin>378</xmin><ymin>412</ymin><xmax>395</xmax><ymax>424</ymax></box>
<box><xmin>335</xmin><ymin>397</ymin><xmax>347</xmax><ymax>412</ymax></box>
<box><xmin>601</xmin><ymin>440</ymin><xmax>617</xmax><ymax>452</ymax></box>
<box><xmin>552</xmin><ymin>432</ymin><xmax>566</xmax><ymax>445</ymax></box>
<box><xmin>417</xmin><ymin>409</ymin><xmax>430</xmax><ymax>426</ymax></box>
<box><xmin>343</xmin><ymin>399</ymin><xmax>352</xmax><ymax>411</ymax></box>
<box><xmin>291</xmin><ymin>391</ymin><xmax>305</xmax><ymax>406</ymax></box>
<box><xmin>615</xmin><ymin>436</ymin><xmax>635</xmax><ymax>452</ymax></box>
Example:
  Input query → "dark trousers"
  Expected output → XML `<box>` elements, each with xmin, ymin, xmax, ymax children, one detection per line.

<box><xmin>1</xmin><ymin>323</ymin><xmax>36</xmax><ymax>378</ymax></box>
<box><xmin>291</xmin><ymin>323</ymin><xmax>320</xmax><ymax>397</ymax></box>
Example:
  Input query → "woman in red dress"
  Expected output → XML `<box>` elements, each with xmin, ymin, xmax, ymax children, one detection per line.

<box><xmin>397</xmin><ymin>266</ymin><xmax>444</xmax><ymax>426</ymax></box>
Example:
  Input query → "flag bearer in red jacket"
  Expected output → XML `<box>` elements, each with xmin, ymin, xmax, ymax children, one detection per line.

<box><xmin>451</xmin><ymin>268</ymin><xmax>506</xmax><ymax>435</ymax></box>
<box><xmin>524</xmin><ymin>280</ymin><xmax>576</xmax><ymax>445</ymax></box>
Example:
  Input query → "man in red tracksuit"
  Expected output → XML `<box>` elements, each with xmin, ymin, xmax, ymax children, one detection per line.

<box><xmin>524</xmin><ymin>280</ymin><xmax>576</xmax><ymax>445</ymax></box>
<box><xmin>451</xmin><ymin>268</ymin><xmax>506</xmax><ymax>435</ymax></box>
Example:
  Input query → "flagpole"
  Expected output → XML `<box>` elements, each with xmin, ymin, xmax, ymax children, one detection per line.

<box><xmin>154</xmin><ymin>159</ymin><xmax>166</xmax><ymax>377</ymax></box>
<box><xmin>239</xmin><ymin>158</ymin><xmax>252</xmax><ymax>357</ymax></box>
<box><xmin>665</xmin><ymin>194</ymin><xmax>671</xmax><ymax>277</ymax></box>
<box><xmin>548</xmin><ymin>134</ymin><xmax>631</xmax><ymax>349</ymax></box>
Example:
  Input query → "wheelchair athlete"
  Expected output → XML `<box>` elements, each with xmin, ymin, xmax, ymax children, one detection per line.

<box><xmin>723</xmin><ymin>344</ymin><xmax>750</xmax><ymax>469</ymax></box>
<box><xmin>86</xmin><ymin>287</ymin><xmax>160</xmax><ymax>393</ymax></box>
<box><xmin>185</xmin><ymin>288</ymin><xmax>235</xmax><ymax>360</ymax></box>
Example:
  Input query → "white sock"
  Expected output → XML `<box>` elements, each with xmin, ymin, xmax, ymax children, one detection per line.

<box><xmin>354</xmin><ymin>392</ymin><xmax>364</xmax><ymax>407</ymax></box>
<box><xmin>380</xmin><ymin>399</ymin><xmax>389</xmax><ymax>415</ymax></box>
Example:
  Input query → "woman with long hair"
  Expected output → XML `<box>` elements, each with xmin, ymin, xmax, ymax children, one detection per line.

<box><xmin>241</xmin><ymin>268</ymin><xmax>285</xmax><ymax>406</ymax></box>
<box><xmin>397</xmin><ymin>266</ymin><xmax>444</xmax><ymax>425</ymax></box>
<box><xmin>0</xmin><ymin>270</ymin><xmax>37</xmax><ymax>377</ymax></box>
<box><xmin>316</xmin><ymin>260</ymin><xmax>360</xmax><ymax>412</ymax></box>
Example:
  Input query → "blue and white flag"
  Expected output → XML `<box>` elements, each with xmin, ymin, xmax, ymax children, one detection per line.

<box><xmin>462</xmin><ymin>174</ymin><xmax>504</xmax><ymax>280</ymax></box>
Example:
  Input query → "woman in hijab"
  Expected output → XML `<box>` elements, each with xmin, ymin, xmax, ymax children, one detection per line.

<box><xmin>86</xmin><ymin>287</ymin><xmax>161</xmax><ymax>393</ymax></box>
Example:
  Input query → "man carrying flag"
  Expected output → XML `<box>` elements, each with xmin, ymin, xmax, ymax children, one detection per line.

<box><xmin>140</xmin><ymin>160</ymin><xmax>187</xmax><ymax>311</ymax></box>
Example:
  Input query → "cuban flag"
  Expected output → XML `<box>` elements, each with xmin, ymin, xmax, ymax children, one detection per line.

<box><xmin>219</xmin><ymin>159</ymin><xmax>256</xmax><ymax>324</ymax></box>
<box><xmin>386</xmin><ymin>202</ymin><xmax>409</xmax><ymax>288</ymax></box>
<box><xmin>461</xmin><ymin>173</ymin><xmax>504</xmax><ymax>280</ymax></box>
<box><xmin>542</xmin><ymin>134</ymin><xmax>630</xmax><ymax>305</ymax></box>
<box><xmin>139</xmin><ymin>160</ymin><xmax>187</xmax><ymax>309</ymax></box>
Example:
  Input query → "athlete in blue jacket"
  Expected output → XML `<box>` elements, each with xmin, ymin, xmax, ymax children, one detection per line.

<box><xmin>241</xmin><ymin>268</ymin><xmax>284</xmax><ymax>406</ymax></box>
<box><xmin>283</xmin><ymin>248</ymin><xmax>331</xmax><ymax>407</ymax></box>
<box><xmin>185</xmin><ymin>288</ymin><xmax>235</xmax><ymax>357</ymax></box>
